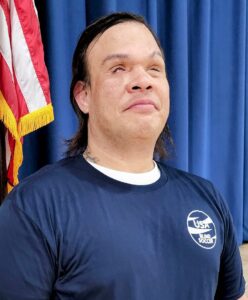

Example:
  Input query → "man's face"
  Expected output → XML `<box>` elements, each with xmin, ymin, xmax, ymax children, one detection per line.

<box><xmin>76</xmin><ymin>21</ymin><xmax>170</xmax><ymax>147</ymax></box>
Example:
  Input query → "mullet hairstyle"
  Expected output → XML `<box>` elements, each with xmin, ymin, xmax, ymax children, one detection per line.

<box><xmin>66</xmin><ymin>12</ymin><xmax>173</xmax><ymax>158</ymax></box>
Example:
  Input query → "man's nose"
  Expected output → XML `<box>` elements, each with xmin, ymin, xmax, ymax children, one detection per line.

<box><xmin>126</xmin><ymin>68</ymin><xmax>152</xmax><ymax>93</ymax></box>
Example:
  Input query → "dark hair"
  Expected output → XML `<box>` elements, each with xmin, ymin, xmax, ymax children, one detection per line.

<box><xmin>66</xmin><ymin>12</ymin><xmax>172</xmax><ymax>158</ymax></box>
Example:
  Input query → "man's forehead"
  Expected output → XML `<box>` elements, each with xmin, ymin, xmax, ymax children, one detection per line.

<box><xmin>87</xmin><ymin>21</ymin><xmax>161</xmax><ymax>58</ymax></box>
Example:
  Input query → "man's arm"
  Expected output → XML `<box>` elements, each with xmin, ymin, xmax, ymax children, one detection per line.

<box><xmin>0</xmin><ymin>195</ymin><xmax>55</xmax><ymax>299</ymax></box>
<box><xmin>212</xmin><ymin>185</ymin><xmax>246</xmax><ymax>299</ymax></box>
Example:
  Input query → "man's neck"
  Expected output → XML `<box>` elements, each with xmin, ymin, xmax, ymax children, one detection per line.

<box><xmin>84</xmin><ymin>139</ymin><xmax>155</xmax><ymax>173</ymax></box>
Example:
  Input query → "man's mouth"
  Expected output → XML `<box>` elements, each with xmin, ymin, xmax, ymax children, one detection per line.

<box><xmin>124</xmin><ymin>99</ymin><xmax>158</xmax><ymax>111</ymax></box>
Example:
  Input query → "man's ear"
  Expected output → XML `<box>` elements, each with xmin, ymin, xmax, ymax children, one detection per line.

<box><xmin>73</xmin><ymin>81</ymin><xmax>90</xmax><ymax>114</ymax></box>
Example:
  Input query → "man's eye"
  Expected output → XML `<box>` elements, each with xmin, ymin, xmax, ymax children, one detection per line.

<box><xmin>150</xmin><ymin>66</ymin><xmax>161</xmax><ymax>72</ymax></box>
<box><xmin>112</xmin><ymin>66</ymin><xmax>125</xmax><ymax>73</ymax></box>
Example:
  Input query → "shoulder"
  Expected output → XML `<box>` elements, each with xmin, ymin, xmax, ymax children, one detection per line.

<box><xmin>158</xmin><ymin>161</ymin><xmax>214</xmax><ymax>190</ymax></box>
<box><xmin>19</xmin><ymin>155</ymin><xmax>84</xmax><ymax>187</ymax></box>
<box><xmin>4</xmin><ymin>155</ymin><xmax>87</xmax><ymax>214</ymax></box>
<box><xmin>157</xmin><ymin>161</ymin><xmax>230</xmax><ymax>216</ymax></box>
<box><xmin>13</xmin><ymin>155</ymin><xmax>89</xmax><ymax>194</ymax></box>
<box><xmin>0</xmin><ymin>156</ymin><xmax>91</xmax><ymax>249</ymax></box>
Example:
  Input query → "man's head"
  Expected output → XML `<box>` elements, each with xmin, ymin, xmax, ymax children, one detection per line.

<box><xmin>67</xmin><ymin>12</ymin><xmax>171</xmax><ymax>158</ymax></box>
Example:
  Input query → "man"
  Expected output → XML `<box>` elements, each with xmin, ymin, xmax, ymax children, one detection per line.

<box><xmin>0</xmin><ymin>12</ymin><xmax>246</xmax><ymax>300</ymax></box>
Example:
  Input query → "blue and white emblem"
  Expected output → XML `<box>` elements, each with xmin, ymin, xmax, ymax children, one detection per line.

<box><xmin>187</xmin><ymin>210</ymin><xmax>217</xmax><ymax>249</ymax></box>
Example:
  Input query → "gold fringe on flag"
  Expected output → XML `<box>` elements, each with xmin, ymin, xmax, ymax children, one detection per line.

<box><xmin>0</xmin><ymin>91</ymin><xmax>19</xmax><ymax>140</ymax></box>
<box><xmin>0</xmin><ymin>91</ymin><xmax>54</xmax><ymax>190</ymax></box>
<box><xmin>9</xmin><ymin>137</ymin><xmax>23</xmax><ymax>189</ymax></box>
<box><xmin>18</xmin><ymin>104</ymin><xmax>54</xmax><ymax>137</ymax></box>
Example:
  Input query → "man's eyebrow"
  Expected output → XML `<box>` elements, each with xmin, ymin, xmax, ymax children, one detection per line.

<box><xmin>101</xmin><ymin>50</ymin><xmax>164</xmax><ymax>65</ymax></box>
<box><xmin>102</xmin><ymin>54</ymin><xmax>129</xmax><ymax>65</ymax></box>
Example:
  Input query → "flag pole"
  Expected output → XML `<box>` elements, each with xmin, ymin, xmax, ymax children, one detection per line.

<box><xmin>0</xmin><ymin>122</ymin><xmax>7</xmax><ymax>204</ymax></box>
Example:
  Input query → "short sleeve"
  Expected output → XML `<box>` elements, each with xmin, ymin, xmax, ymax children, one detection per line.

<box><xmin>214</xmin><ymin>188</ymin><xmax>246</xmax><ymax>299</ymax></box>
<box><xmin>0</xmin><ymin>192</ymin><xmax>56</xmax><ymax>300</ymax></box>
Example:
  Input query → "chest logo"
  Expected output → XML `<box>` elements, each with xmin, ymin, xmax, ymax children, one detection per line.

<box><xmin>187</xmin><ymin>210</ymin><xmax>217</xmax><ymax>249</ymax></box>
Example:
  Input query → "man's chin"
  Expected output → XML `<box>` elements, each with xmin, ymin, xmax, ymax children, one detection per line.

<box><xmin>124</xmin><ymin>124</ymin><xmax>163</xmax><ymax>141</ymax></box>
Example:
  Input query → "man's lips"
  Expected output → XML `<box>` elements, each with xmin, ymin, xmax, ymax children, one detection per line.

<box><xmin>124</xmin><ymin>99</ymin><xmax>158</xmax><ymax>111</ymax></box>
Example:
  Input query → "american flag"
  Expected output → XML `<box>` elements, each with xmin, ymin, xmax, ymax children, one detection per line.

<box><xmin>0</xmin><ymin>0</ymin><xmax>54</xmax><ymax>191</ymax></box>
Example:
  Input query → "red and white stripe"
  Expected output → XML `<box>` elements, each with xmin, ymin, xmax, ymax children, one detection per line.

<box><xmin>0</xmin><ymin>0</ymin><xmax>51</xmax><ymax>117</ymax></box>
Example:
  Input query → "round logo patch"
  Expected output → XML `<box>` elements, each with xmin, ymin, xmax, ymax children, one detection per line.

<box><xmin>187</xmin><ymin>210</ymin><xmax>217</xmax><ymax>249</ymax></box>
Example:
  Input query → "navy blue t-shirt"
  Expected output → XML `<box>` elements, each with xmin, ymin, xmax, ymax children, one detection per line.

<box><xmin>0</xmin><ymin>155</ymin><xmax>245</xmax><ymax>299</ymax></box>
